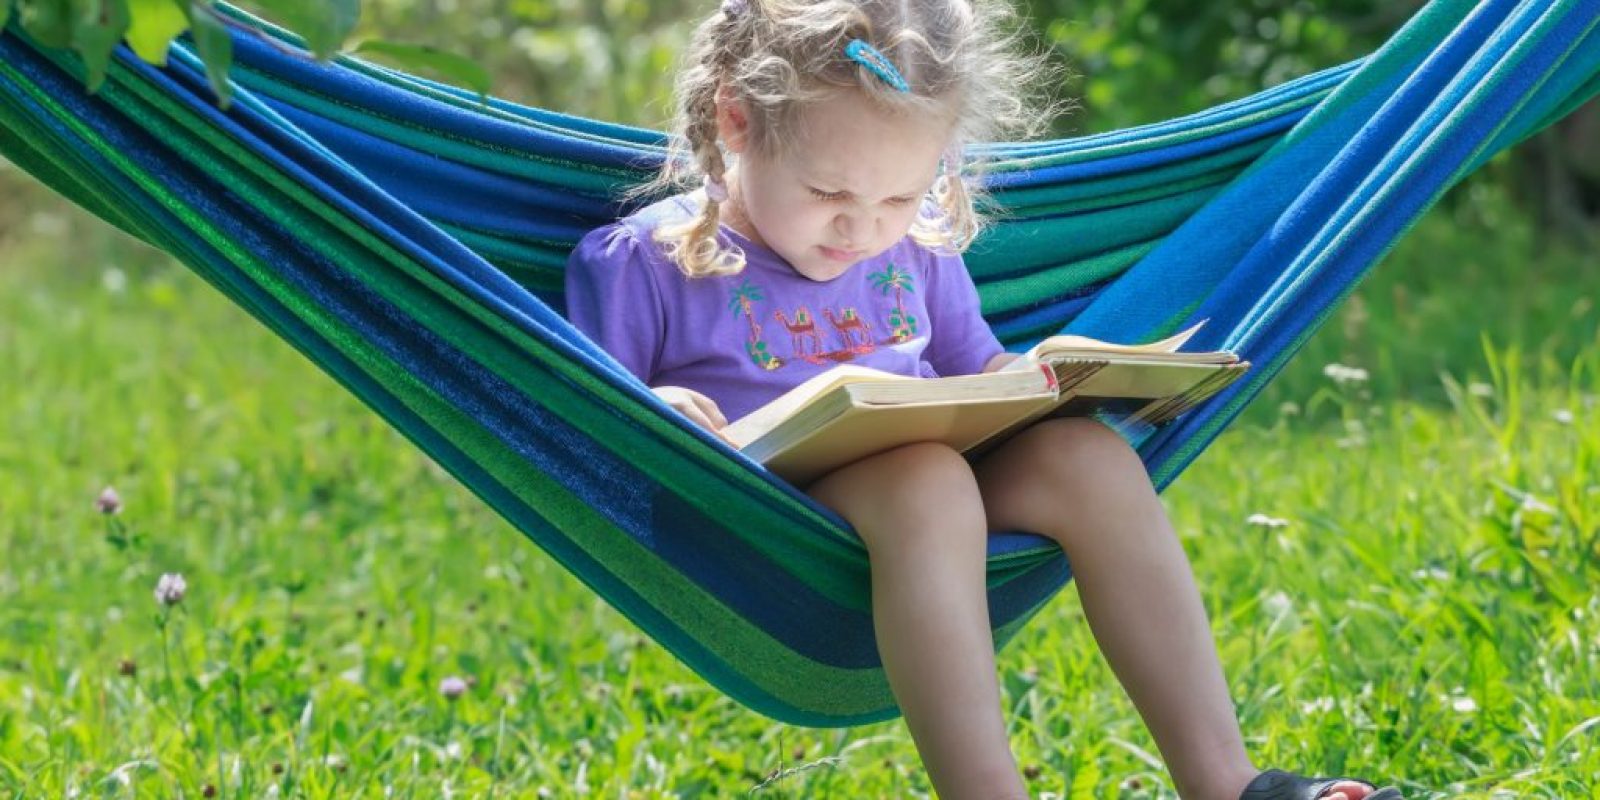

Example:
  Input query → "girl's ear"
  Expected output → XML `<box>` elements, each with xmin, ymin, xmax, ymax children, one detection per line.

<box><xmin>715</xmin><ymin>83</ymin><xmax>753</xmax><ymax>154</ymax></box>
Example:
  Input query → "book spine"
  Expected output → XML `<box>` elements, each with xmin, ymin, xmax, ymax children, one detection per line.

<box><xmin>1051</xmin><ymin>360</ymin><xmax>1109</xmax><ymax>394</ymax></box>
<box><xmin>1039</xmin><ymin>362</ymin><xmax>1059</xmax><ymax>392</ymax></box>
<box><xmin>1129</xmin><ymin>365</ymin><xmax>1247</xmax><ymax>428</ymax></box>
<box><xmin>961</xmin><ymin>361</ymin><xmax>1108</xmax><ymax>460</ymax></box>
<box><xmin>1164</xmin><ymin>366</ymin><xmax>1247</xmax><ymax>423</ymax></box>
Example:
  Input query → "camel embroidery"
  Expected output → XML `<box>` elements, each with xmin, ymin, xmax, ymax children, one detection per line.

<box><xmin>824</xmin><ymin>307</ymin><xmax>873</xmax><ymax>351</ymax></box>
<box><xmin>773</xmin><ymin>307</ymin><xmax>825</xmax><ymax>359</ymax></box>
<box><xmin>728</xmin><ymin>267</ymin><xmax>926</xmax><ymax>368</ymax></box>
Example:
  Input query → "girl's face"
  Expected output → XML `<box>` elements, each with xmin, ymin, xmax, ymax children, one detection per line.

<box><xmin>716</xmin><ymin>89</ymin><xmax>954</xmax><ymax>282</ymax></box>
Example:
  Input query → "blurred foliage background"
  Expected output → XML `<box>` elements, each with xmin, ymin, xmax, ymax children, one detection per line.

<box><xmin>2</xmin><ymin>0</ymin><xmax>1596</xmax><ymax>263</ymax></box>
<box><xmin>317</xmin><ymin>0</ymin><xmax>1600</xmax><ymax>241</ymax></box>
<box><xmin>1</xmin><ymin>7</ymin><xmax>1597</xmax><ymax>793</ymax></box>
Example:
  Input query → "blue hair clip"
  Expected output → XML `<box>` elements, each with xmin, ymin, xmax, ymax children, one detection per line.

<box><xmin>845</xmin><ymin>39</ymin><xmax>910</xmax><ymax>93</ymax></box>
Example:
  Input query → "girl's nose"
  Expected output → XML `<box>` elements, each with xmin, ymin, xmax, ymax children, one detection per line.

<box><xmin>834</xmin><ymin>211</ymin><xmax>872</xmax><ymax>245</ymax></box>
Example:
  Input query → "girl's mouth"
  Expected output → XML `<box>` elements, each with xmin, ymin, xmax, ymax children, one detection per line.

<box><xmin>820</xmin><ymin>245</ymin><xmax>862</xmax><ymax>262</ymax></box>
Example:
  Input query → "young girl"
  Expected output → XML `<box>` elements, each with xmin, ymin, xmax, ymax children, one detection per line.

<box><xmin>566</xmin><ymin>2</ymin><xmax>1403</xmax><ymax>798</ymax></box>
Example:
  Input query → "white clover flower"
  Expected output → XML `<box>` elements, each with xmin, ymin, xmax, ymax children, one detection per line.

<box><xmin>1246</xmin><ymin>513</ymin><xmax>1289</xmax><ymax>528</ymax></box>
<box><xmin>439</xmin><ymin>676</ymin><xmax>469</xmax><ymax>700</ymax></box>
<box><xmin>1262</xmin><ymin>590</ymin><xmax>1293</xmax><ymax>618</ymax></box>
<box><xmin>573</xmin><ymin>761</ymin><xmax>591</xmax><ymax>794</ymax></box>
<box><xmin>95</xmin><ymin>486</ymin><xmax>122</xmax><ymax>515</ymax></box>
<box><xmin>1322</xmin><ymin>363</ymin><xmax>1370</xmax><ymax>384</ymax></box>
<box><xmin>1552</xmin><ymin>409</ymin><xmax>1574</xmax><ymax>425</ymax></box>
<box><xmin>1520</xmin><ymin>495</ymin><xmax>1556</xmax><ymax>515</ymax></box>
<box><xmin>153</xmin><ymin>573</ymin><xmax>187</xmax><ymax>606</ymax></box>
<box><xmin>1300</xmin><ymin>696</ymin><xmax>1335</xmax><ymax>715</ymax></box>
<box><xmin>101</xmin><ymin>268</ymin><xmax>127</xmax><ymax>294</ymax></box>
<box><xmin>1447</xmin><ymin>693</ymin><xmax>1478</xmax><ymax>713</ymax></box>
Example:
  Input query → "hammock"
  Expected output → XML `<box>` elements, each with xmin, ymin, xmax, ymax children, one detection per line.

<box><xmin>2</xmin><ymin>0</ymin><xmax>1596</xmax><ymax>727</ymax></box>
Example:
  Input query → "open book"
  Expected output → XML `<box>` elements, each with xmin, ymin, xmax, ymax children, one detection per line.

<box><xmin>722</xmin><ymin>322</ymin><xmax>1250</xmax><ymax>485</ymax></box>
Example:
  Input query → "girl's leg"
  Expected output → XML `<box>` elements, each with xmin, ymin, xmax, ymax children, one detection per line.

<box><xmin>973</xmin><ymin>418</ymin><xmax>1259</xmax><ymax>800</ymax></box>
<box><xmin>808</xmin><ymin>442</ymin><xmax>1029</xmax><ymax>800</ymax></box>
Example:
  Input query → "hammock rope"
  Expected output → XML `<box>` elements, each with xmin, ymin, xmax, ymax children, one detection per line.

<box><xmin>2</xmin><ymin>0</ymin><xmax>1596</xmax><ymax>726</ymax></box>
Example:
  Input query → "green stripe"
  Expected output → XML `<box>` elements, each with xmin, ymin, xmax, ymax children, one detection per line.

<box><xmin>228</xmin><ymin>67</ymin><xmax>637</xmax><ymax>194</ymax></box>
<box><xmin>979</xmin><ymin>239</ymin><xmax>1159</xmax><ymax>316</ymax></box>
<box><xmin>3</xmin><ymin>48</ymin><xmax>920</xmax><ymax>724</ymax></box>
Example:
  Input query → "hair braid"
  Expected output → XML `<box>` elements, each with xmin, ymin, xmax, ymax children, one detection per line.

<box><xmin>648</xmin><ymin>6</ymin><xmax>749</xmax><ymax>277</ymax></box>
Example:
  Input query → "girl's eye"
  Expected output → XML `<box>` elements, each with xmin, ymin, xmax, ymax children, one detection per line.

<box><xmin>809</xmin><ymin>188</ymin><xmax>917</xmax><ymax>206</ymax></box>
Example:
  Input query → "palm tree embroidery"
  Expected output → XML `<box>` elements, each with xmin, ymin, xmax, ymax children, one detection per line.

<box><xmin>870</xmin><ymin>264</ymin><xmax>919</xmax><ymax>342</ymax></box>
<box><xmin>728</xmin><ymin>279</ymin><xmax>781</xmax><ymax>369</ymax></box>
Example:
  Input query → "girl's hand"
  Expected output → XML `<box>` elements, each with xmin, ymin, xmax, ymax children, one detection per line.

<box><xmin>651</xmin><ymin>386</ymin><xmax>736</xmax><ymax>445</ymax></box>
<box><xmin>983</xmin><ymin>352</ymin><xmax>1024</xmax><ymax>373</ymax></box>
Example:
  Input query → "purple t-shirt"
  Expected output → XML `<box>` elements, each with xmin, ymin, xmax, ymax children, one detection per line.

<box><xmin>564</xmin><ymin>195</ymin><xmax>1004</xmax><ymax>421</ymax></box>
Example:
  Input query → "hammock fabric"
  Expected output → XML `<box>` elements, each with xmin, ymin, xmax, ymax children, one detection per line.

<box><xmin>3</xmin><ymin>0</ymin><xmax>1597</xmax><ymax>727</ymax></box>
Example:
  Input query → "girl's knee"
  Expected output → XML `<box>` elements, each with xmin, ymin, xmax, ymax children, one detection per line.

<box><xmin>807</xmin><ymin>442</ymin><xmax>984</xmax><ymax>550</ymax></box>
<box><xmin>978</xmin><ymin>418</ymin><xmax>1148</xmax><ymax>532</ymax></box>
<box><xmin>1015</xmin><ymin>417</ymin><xmax>1139</xmax><ymax>473</ymax></box>
<box><xmin>841</xmin><ymin>442</ymin><xmax>979</xmax><ymax>516</ymax></box>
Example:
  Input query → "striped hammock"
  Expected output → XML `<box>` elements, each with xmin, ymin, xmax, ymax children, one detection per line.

<box><xmin>2</xmin><ymin>0</ymin><xmax>1596</xmax><ymax>727</ymax></box>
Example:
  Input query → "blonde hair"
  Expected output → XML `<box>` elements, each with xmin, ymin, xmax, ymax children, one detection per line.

<box><xmin>635</xmin><ymin>0</ymin><xmax>1058</xmax><ymax>277</ymax></box>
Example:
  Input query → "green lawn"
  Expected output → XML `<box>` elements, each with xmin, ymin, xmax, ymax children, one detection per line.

<box><xmin>1</xmin><ymin>192</ymin><xmax>1597</xmax><ymax>798</ymax></box>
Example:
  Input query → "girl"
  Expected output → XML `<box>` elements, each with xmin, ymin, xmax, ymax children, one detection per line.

<box><xmin>565</xmin><ymin>2</ymin><xmax>1403</xmax><ymax>798</ymax></box>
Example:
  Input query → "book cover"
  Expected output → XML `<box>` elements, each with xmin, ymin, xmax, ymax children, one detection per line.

<box><xmin>724</xmin><ymin>323</ymin><xmax>1249</xmax><ymax>485</ymax></box>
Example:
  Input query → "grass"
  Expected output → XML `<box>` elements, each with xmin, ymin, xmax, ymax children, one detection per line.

<box><xmin>1</xmin><ymin>187</ymin><xmax>1597</xmax><ymax>798</ymax></box>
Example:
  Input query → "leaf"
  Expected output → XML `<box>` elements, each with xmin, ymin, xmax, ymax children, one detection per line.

<box><xmin>0</xmin><ymin>1</ymin><xmax>13</xmax><ymax>32</ymax></box>
<box><xmin>1068</xmin><ymin>759</ymin><xmax>1103</xmax><ymax>800</ymax></box>
<box><xmin>188</xmin><ymin>1</ymin><xmax>233</xmax><ymax>107</ymax></box>
<box><xmin>74</xmin><ymin>0</ymin><xmax>131</xmax><ymax>93</ymax></box>
<box><xmin>17</xmin><ymin>0</ymin><xmax>74</xmax><ymax>48</ymax></box>
<box><xmin>321</xmin><ymin>0</ymin><xmax>357</xmax><ymax>57</ymax></box>
<box><xmin>351</xmin><ymin>39</ymin><xmax>491</xmax><ymax>97</ymax></box>
<box><xmin>257</xmin><ymin>0</ymin><xmax>357</xmax><ymax>59</ymax></box>
<box><xmin>125</xmin><ymin>0</ymin><xmax>188</xmax><ymax>64</ymax></box>
<box><xmin>293</xmin><ymin>0</ymin><xmax>357</xmax><ymax>59</ymax></box>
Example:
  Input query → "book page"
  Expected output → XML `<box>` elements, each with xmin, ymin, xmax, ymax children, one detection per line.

<box><xmin>723</xmin><ymin>364</ymin><xmax>907</xmax><ymax>447</ymax></box>
<box><xmin>753</xmin><ymin>392</ymin><xmax>1062</xmax><ymax>485</ymax></box>
<box><xmin>1001</xmin><ymin>320</ymin><xmax>1212</xmax><ymax>372</ymax></box>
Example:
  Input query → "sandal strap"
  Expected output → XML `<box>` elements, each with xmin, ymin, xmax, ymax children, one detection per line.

<box><xmin>1240</xmin><ymin>769</ymin><xmax>1384</xmax><ymax>800</ymax></box>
